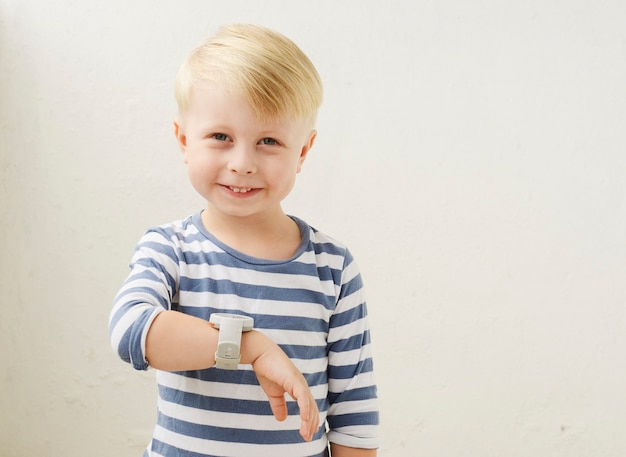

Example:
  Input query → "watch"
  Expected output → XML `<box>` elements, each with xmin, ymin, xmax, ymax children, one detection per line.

<box><xmin>209</xmin><ymin>313</ymin><xmax>254</xmax><ymax>369</ymax></box>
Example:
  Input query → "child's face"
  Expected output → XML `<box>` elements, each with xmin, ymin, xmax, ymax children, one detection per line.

<box><xmin>174</xmin><ymin>82</ymin><xmax>316</xmax><ymax>222</ymax></box>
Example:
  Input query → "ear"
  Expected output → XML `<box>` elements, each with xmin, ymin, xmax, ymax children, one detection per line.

<box><xmin>173</xmin><ymin>119</ymin><xmax>188</xmax><ymax>163</ymax></box>
<box><xmin>297</xmin><ymin>130</ymin><xmax>317</xmax><ymax>173</ymax></box>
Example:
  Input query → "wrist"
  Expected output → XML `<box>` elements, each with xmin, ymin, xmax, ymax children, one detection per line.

<box><xmin>240</xmin><ymin>330</ymin><xmax>277</xmax><ymax>365</ymax></box>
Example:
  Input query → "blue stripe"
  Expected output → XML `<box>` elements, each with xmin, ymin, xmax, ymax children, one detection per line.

<box><xmin>327</xmin><ymin>411</ymin><xmax>379</xmax><ymax>429</ymax></box>
<box><xmin>328</xmin><ymin>385</ymin><xmax>378</xmax><ymax>404</ymax></box>
<box><xmin>338</xmin><ymin>271</ymin><xmax>363</xmax><ymax>300</ymax></box>
<box><xmin>254</xmin><ymin>313</ymin><xmax>328</xmax><ymax>332</ymax></box>
<box><xmin>179</xmin><ymin>248</ymin><xmax>335</xmax><ymax>275</ymax></box>
<box><xmin>126</xmin><ymin>266</ymin><xmax>176</xmax><ymax>294</ymax></box>
<box><xmin>159</xmin><ymin>385</ymin><xmax>329</xmax><ymax>415</ymax></box>
<box><xmin>281</xmin><ymin>344</ymin><xmax>327</xmax><ymax>360</ymax></box>
<box><xmin>171</xmin><ymin>307</ymin><xmax>330</xmax><ymax>334</ymax></box>
<box><xmin>312</xmin><ymin>238</ymin><xmax>347</xmax><ymax>258</ymax></box>
<box><xmin>159</xmin><ymin>385</ymin><xmax>274</xmax><ymax>415</ymax></box>
<box><xmin>179</xmin><ymin>367</ymin><xmax>260</xmax><ymax>384</ymax></box>
<box><xmin>135</xmin><ymin>238</ymin><xmax>180</xmax><ymax>265</ymax></box>
<box><xmin>156</xmin><ymin>410</ymin><xmax>326</xmax><ymax>445</ymax></box>
<box><xmin>114</xmin><ymin>286</ymin><xmax>171</xmax><ymax>311</ymax></box>
<box><xmin>126</xmin><ymin>255</ymin><xmax>178</xmax><ymax>299</ymax></box>
<box><xmin>174</xmin><ymin>368</ymin><xmax>329</xmax><ymax>396</ymax></box>
<box><xmin>314</xmin><ymin>265</ymin><xmax>336</xmax><ymax>283</ymax></box>
<box><xmin>328</xmin><ymin>357</ymin><xmax>374</xmax><ymax>380</ymax></box>
<box><xmin>329</xmin><ymin>304</ymin><xmax>367</xmax><ymax>328</ymax></box>
<box><xmin>329</xmin><ymin>331</ymin><xmax>371</xmax><ymax>353</ymax></box>
<box><xmin>150</xmin><ymin>439</ymin><xmax>213</xmax><ymax>457</ymax></box>
<box><xmin>114</xmin><ymin>306</ymin><xmax>155</xmax><ymax>370</ymax></box>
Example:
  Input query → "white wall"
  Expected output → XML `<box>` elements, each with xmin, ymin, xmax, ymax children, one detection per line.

<box><xmin>1</xmin><ymin>1</ymin><xmax>625</xmax><ymax>455</ymax></box>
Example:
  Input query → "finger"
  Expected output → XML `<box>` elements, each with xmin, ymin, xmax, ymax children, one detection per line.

<box><xmin>295</xmin><ymin>388</ymin><xmax>310</xmax><ymax>422</ymax></box>
<box><xmin>296</xmin><ymin>391</ymin><xmax>318</xmax><ymax>441</ymax></box>
<box><xmin>266</xmin><ymin>392</ymin><xmax>288</xmax><ymax>422</ymax></box>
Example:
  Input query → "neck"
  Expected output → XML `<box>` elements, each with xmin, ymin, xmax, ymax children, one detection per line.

<box><xmin>201</xmin><ymin>207</ymin><xmax>301</xmax><ymax>260</ymax></box>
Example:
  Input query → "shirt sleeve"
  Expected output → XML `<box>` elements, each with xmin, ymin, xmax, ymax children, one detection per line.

<box><xmin>326</xmin><ymin>249</ymin><xmax>380</xmax><ymax>449</ymax></box>
<box><xmin>108</xmin><ymin>228</ymin><xmax>180</xmax><ymax>370</ymax></box>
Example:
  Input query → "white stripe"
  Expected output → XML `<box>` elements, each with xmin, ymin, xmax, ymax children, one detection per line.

<box><xmin>177</xmin><ymin>290</ymin><xmax>334</xmax><ymax>319</ymax></box>
<box><xmin>132</xmin><ymin>244</ymin><xmax>179</xmax><ymax>275</ymax></box>
<box><xmin>340</xmin><ymin>257</ymin><xmax>360</xmax><ymax>283</ymax></box>
<box><xmin>262</xmin><ymin>328</ymin><xmax>327</xmax><ymax>346</ymax></box>
<box><xmin>157</xmin><ymin>370</ymin><xmax>330</xmax><ymax>403</ymax></box>
<box><xmin>327</xmin><ymin>426</ymin><xmax>378</xmax><ymax>448</ymax></box>
<box><xmin>158</xmin><ymin>370</ymin><xmax>263</xmax><ymax>401</ymax></box>
<box><xmin>159</xmin><ymin>397</ymin><xmax>304</xmax><ymax>430</ymax></box>
<box><xmin>335</xmin><ymin>289</ymin><xmax>365</xmax><ymax>313</ymax></box>
<box><xmin>328</xmin><ymin>398</ymin><xmax>379</xmax><ymax>416</ymax></box>
<box><xmin>328</xmin><ymin>371</ymin><xmax>377</xmax><ymax>394</ymax></box>
<box><xmin>152</xmin><ymin>423</ymin><xmax>328</xmax><ymax>457</ymax></box>
<box><xmin>328</xmin><ymin>345</ymin><xmax>373</xmax><ymax>366</ymax></box>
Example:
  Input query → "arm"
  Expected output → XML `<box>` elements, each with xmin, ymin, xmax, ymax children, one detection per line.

<box><xmin>109</xmin><ymin>228</ymin><xmax>318</xmax><ymax>440</ymax></box>
<box><xmin>144</xmin><ymin>309</ymin><xmax>294</xmax><ymax>370</ymax></box>
<box><xmin>145</xmin><ymin>310</ymin><xmax>319</xmax><ymax>441</ymax></box>
<box><xmin>330</xmin><ymin>443</ymin><xmax>377</xmax><ymax>456</ymax></box>
<box><xmin>326</xmin><ymin>249</ymin><xmax>380</xmax><ymax>450</ymax></box>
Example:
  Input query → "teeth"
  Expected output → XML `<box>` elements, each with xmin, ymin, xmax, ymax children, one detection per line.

<box><xmin>229</xmin><ymin>186</ymin><xmax>252</xmax><ymax>193</ymax></box>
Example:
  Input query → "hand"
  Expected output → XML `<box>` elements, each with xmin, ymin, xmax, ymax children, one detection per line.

<box><xmin>247</xmin><ymin>335</ymin><xmax>319</xmax><ymax>441</ymax></box>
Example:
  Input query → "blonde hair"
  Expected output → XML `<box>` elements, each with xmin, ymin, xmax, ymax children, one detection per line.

<box><xmin>175</xmin><ymin>24</ymin><xmax>323</xmax><ymax>124</ymax></box>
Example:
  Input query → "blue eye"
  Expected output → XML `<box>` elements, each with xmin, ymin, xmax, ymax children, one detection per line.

<box><xmin>260</xmin><ymin>138</ymin><xmax>278</xmax><ymax>145</ymax></box>
<box><xmin>212</xmin><ymin>133</ymin><xmax>229</xmax><ymax>141</ymax></box>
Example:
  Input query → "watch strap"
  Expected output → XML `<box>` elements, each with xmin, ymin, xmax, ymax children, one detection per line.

<box><xmin>210</xmin><ymin>314</ymin><xmax>254</xmax><ymax>370</ymax></box>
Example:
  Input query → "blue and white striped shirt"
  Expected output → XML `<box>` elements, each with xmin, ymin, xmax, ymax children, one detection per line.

<box><xmin>109</xmin><ymin>213</ymin><xmax>379</xmax><ymax>456</ymax></box>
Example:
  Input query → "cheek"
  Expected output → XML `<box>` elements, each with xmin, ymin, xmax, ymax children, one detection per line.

<box><xmin>278</xmin><ymin>165</ymin><xmax>300</xmax><ymax>191</ymax></box>
<box><xmin>186</xmin><ymin>154</ymin><xmax>215</xmax><ymax>184</ymax></box>
<box><xmin>283</xmin><ymin>156</ymin><xmax>302</xmax><ymax>176</ymax></box>
<box><xmin>186</xmin><ymin>150</ymin><xmax>212</xmax><ymax>170</ymax></box>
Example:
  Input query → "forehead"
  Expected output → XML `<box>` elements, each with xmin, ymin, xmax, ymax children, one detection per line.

<box><xmin>183</xmin><ymin>83</ymin><xmax>310</xmax><ymax>134</ymax></box>
<box><xmin>187</xmin><ymin>82</ymin><xmax>250</xmax><ymax>116</ymax></box>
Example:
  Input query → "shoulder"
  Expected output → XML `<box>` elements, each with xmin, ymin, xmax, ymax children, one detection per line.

<box><xmin>292</xmin><ymin>215</ymin><xmax>346</xmax><ymax>247</ymax></box>
<box><xmin>132</xmin><ymin>213</ymin><xmax>213</xmax><ymax>261</ymax></box>
<box><xmin>140</xmin><ymin>213</ymin><xmax>204</xmax><ymax>244</ymax></box>
<box><xmin>292</xmin><ymin>216</ymin><xmax>356</xmax><ymax>268</ymax></box>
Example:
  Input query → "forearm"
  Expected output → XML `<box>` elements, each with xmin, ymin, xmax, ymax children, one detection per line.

<box><xmin>145</xmin><ymin>310</ymin><xmax>273</xmax><ymax>371</ymax></box>
<box><xmin>330</xmin><ymin>443</ymin><xmax>377</xmax><ymax>457</ymax></box>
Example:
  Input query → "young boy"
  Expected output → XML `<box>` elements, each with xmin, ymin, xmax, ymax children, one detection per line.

<box><xmin>109</xmin><ymin>24</ymin><xmax>379</xmax><ymax>457</ymax></box>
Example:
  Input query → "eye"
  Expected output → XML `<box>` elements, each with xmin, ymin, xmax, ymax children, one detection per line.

<box><xmin>212</xmin><ymin>133</ymin><xmax>230</xmax><ymax>141</ymax></box>
<box><xmin>259</xmin><ymin>138</ymin><xmax>278</xmax><ymax>146</ymax></box>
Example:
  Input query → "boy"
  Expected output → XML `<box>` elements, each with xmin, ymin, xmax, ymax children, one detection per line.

<box><xmin>109</xmin><ymin>24</ymin><xmax>379</xmax><ymax>457</ymax></box>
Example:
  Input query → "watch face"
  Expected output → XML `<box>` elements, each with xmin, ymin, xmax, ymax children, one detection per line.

<box><xmin>210</xmin><ymin>313</ymin><xmax>254</xmax><ymax>331</ymax></box>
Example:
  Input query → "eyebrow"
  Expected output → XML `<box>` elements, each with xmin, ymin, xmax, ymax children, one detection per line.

<box><xmin>196</xmin><ymin>124</ymin><xmax>229</xmax><ymax>135</ymax></box>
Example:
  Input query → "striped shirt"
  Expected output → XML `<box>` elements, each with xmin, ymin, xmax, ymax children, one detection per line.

<box><xmin>109</xmin><ymin>213</ymin><xmax>379</xmax><ymax>456</ymax></box>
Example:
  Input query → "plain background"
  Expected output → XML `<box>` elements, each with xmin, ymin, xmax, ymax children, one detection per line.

<box><xmin>1</xmin><ymin>1</ymin><xmax>625</xmax><ymax>455</ymax></box>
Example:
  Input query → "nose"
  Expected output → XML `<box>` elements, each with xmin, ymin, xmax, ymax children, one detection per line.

<box><xmin>227</xmin><ymin>145</ymin><xmax>257</xmax><ymax>175</ymax></box>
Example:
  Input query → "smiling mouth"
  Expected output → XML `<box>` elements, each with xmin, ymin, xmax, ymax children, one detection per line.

<box><xmin>228</xmin><ymin>186</ymin><xmax>254</xmax><ymax>193</ymax></box>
